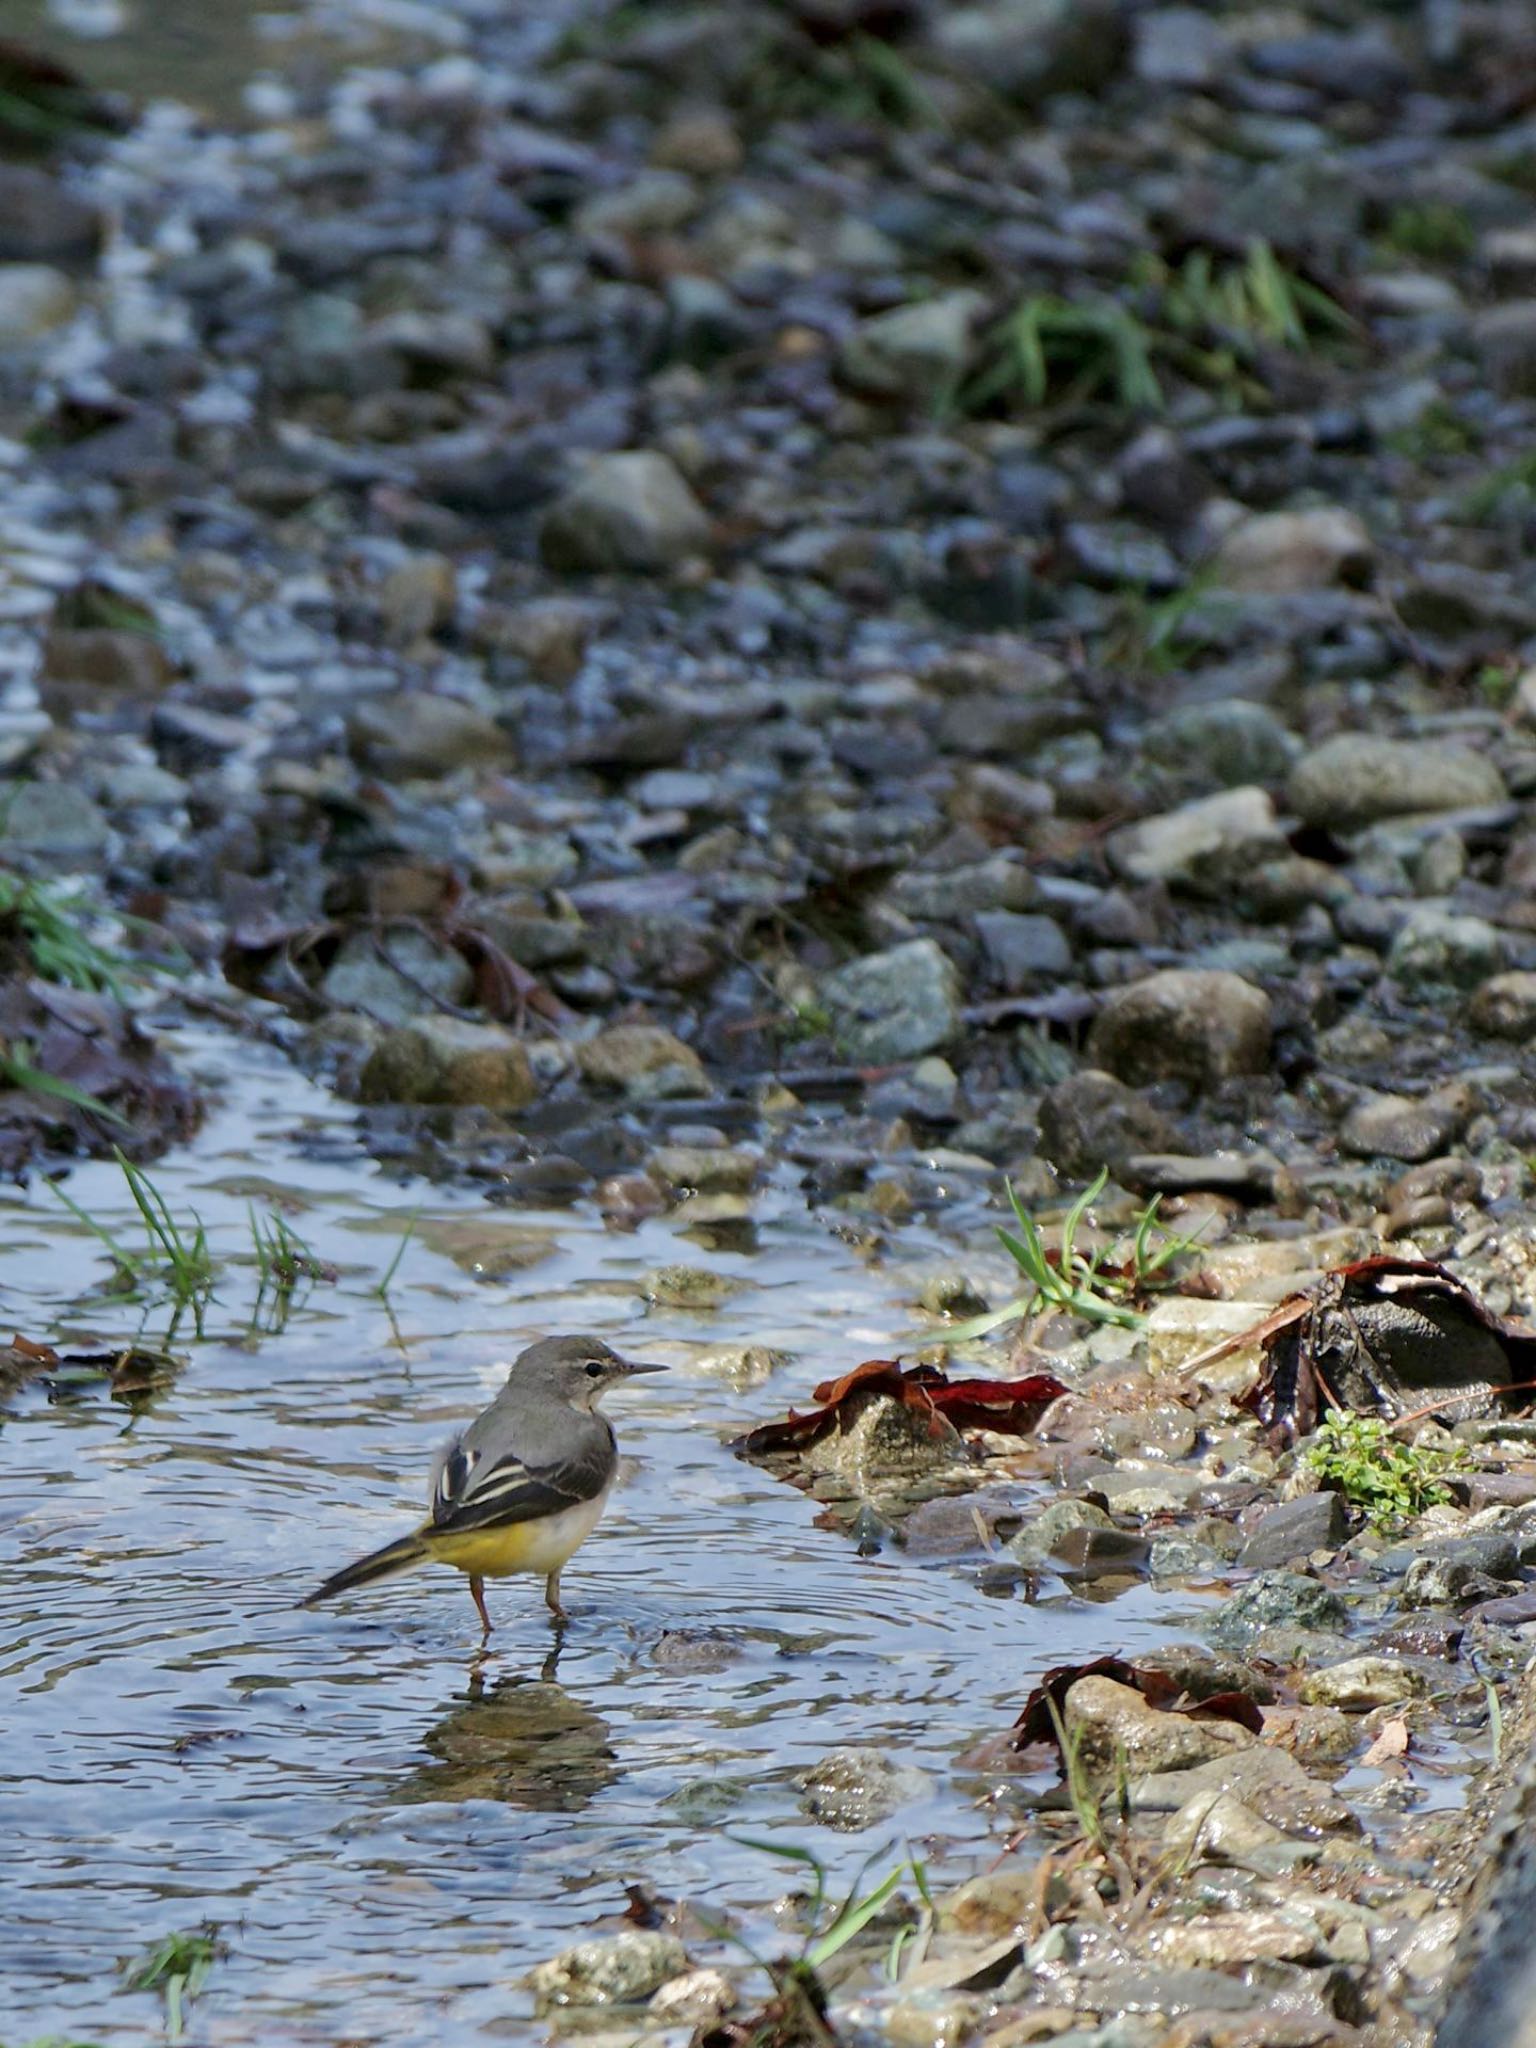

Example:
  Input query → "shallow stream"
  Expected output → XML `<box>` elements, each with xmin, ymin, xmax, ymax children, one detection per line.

<box><xmin>0</xmin><ymin>1025</ymin><xmax>1210</xmax><ymax>2043</ymax></box>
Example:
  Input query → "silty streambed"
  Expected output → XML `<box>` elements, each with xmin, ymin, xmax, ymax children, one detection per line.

<box><xmin>0</xmin><ymin>1023</ymin><xmax>1209</xmax><ymax>2044</ymax></box>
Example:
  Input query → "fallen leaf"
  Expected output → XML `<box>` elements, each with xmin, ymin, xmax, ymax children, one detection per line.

<box><xmin>732</xmin><ymin>1358</ymin><xmax>1067</xmax><ymax>1460</ymax></box>
<box><xmin>1361</xmin><ymin>1716</ymin><xmax>1411</xmax><ymax>1770</ymax></box>
<box><xmin>1012</xmin><ymin>1655</ymin><xmax>1265</xmax><ymax>1754</ymax></box>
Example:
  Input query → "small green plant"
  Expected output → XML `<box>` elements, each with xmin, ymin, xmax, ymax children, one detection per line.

<box><xmin>1382</xmin><ymin>201</ymin><xmax>1475</xmax><ymax>262</ymax></box>
<box><xmin>943</xmin><ymin>1168</ymin><xmax>1203</xmax><ymax>1339</ymax></box>
<box><xmin>754</xmin><ymin>33</ymin><xmax>943</xmax><ymax>129</ymax></box>
<box><xmin>960</xmin><ymin>294</ymin><xmax>1163</xmax><ymax>415</ymax></box>
<box><xmin>1303</xmin><ymin>1410</ymin><xmax>1465</xmax><ymax>1529</ymax></box>
<box><xmin>248</xmin><ymin>1206</ymin><xmax>336</xmax><ymax>1335</ymax></box>
<box><xmin>121</xmin><ymin>1924</ymin><xmax>224</xmax><ymax>2043</ymax></box>
<box><xmin>1150</xmin><ymin>239</ymin><xmax>1353</xmax><ymax>352</ymax></box>
<box><xmin>51</xmin><ymin>1149</ymin><xmax>218</xmax><ymax>1337</ymax></box>
<box><xmin>708</xmin><ymin>1839</ymin><xmax>929</xmax><ymax>2045</ymax></box>
<box><xmin>1460</xmin><ymin>450</ymin><xmax>1536</xmax><ymax>524</ymax></box>
<box><xmin>0</xmin><ymin>873</ymin><xmax>128</xmax><ymax>998</ymax></box>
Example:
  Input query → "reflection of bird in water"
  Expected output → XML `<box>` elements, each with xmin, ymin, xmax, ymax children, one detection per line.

<box><xmin>396</xmin><ymin>1667</ymin><xmax>618</xmax><ymax>1814</ymax></box>
<box><xmin>302</xmin><ymin>1336</ymin><xmax>665</xmax><ymax>1636</ymax></box>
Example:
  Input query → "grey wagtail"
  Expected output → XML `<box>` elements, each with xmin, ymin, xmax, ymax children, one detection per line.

<box><xmin>302</xmin><ymin>1335</ymin><xmax>665</xmax><ymax>1634</ymax></box>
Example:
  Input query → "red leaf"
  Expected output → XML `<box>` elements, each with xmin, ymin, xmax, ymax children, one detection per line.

<box><xmin>733</xmin><ymin>1358</ymin><xmax>1067</xmax><ymax>1459</ymax></box>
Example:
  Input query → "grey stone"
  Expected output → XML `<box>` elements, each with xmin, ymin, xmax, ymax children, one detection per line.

<box><xmin>357</xmin><ymin>1017</ymin><xmax>537</xmax><ymax>1109</ymax></box>
<box><xmin>1390</xmin><ymin>909</ymin><xmax>1505</xmax><ymax>990</ymax></box>
<box><xmin>1009</xmin><ymin>1498</ymin><xmax>1116</xmax><ymax>1568</ymax></box>
<box><xmin>1037</xmin><ymin>1069</ymin><xmax>1176</xmax><ymax>1177</ymax></box>
<box><xmin>888</xmin><ymin>855</ymin><xmax>1037</xmax><ymax>920</ymax></box>
<box><xmin>1299</xmin><ymin>1655</ymin><xmax>1421</xmax><ymax>1711</ymax></box>
<box><xmin>2</xmin><ymin>781</ymin><xmax>110</xmax><ymax>857</ymax></box>
<box><xmin>820</xmin><ymin>938</ymin><xmax>961</xmax><ymax>1064</ymax></box>
<box><xmin>348</xmin><ymin>693</ymin><xmax>513</xmax><ymax>778</ymax></box>
<box><xmin>1134</xmin><ymin>6</ymin><xmax>1227</xmax><ymax>85</ymax></box>
<box><xmin>1238</xmin><ymin>1493</ymin><xmax>1348</xmax><ymax>1570</ymax></box>
<box><xmin>1474</xmin><ymin>300</ymin><xmax>1536</xmax><ymax>396</ymax></box>
<box><xmin>1064</xmin><ymin>1675</ymin><xmax>1255</xmax><ymax>1776</ymax></box>
<box><xmin>1340</xmin><ymin>1082</ymin><xmax>1474</xmax><ymax>1162</ymax></box>
<box><xmin>527</xmin><ymin>1931</ymin><xmax>688</xmax><ymax>2011</ymax></box>
<box><xmin>320</xmin><ymin>929</ymin><xmax>474</xmax><ymax>1028</ymax></box>
<box><xmin>1131</xmin><ymin>1741</ymin><xmax>1354</xmax><ymax>1833</ymax></box>
<box><xmin>1470</xmin><ymin>971</ymin><xmax>1536</xmax><ymax>1039</ymax></box>
<box><xmin>0</xmin><ymin>263</ymin><xmax>75</xmax><ymax>343</ymax></box>
<box><xmin>0</xmin><ymin>167</ymin><xmax>101</xmax><ymax>265</ymax></box>
<box><xmin>1087</xmin><ymin>970</ymin><xmax>1273</xmax><ymax>1088</ymax></box>
<box><xmin>1289</xmin><ymin>735</ymin><xmax>1506</xmax><ymax>830</ymax></box>
<box><xmin>839</xmin><ymin>292</ymin><xmax>986</xmax><ymax>399</ymax></box>
<box><xmin>1208</xmin><ymin>1571</ymin><xmax>1348</xmax><ymax>1646</ymax></box>
<box><xmin>1108</xmin><ymin>787</ymin><xmax>1280</xmax><ymax>889</ymax></box>
<box><xmin>975</xmin><ymin>910</ymin><xmax>1072</xmax><ymax>989</ymax></box>
<box><xmin>577</xmin><ymin>1024</ymin><xmax>707</xmax><ymax>1101</ymax></box>
<box><xmin>797</xmin><ymin>1392</ymin><xmax>969</xmax><ymax>1491</ymax></box>
<box><xmin>540</xmin><ymin>452</ymin><xmax>710</xmax><ymax>573</ymax></box>
<box><xmin>1211</xmin><ymin>508</ymin><xmax>1374</xmax><ymax>593</ymax></box>
<box><xmin>797</xmin><ymin>1745</ymin><xmax>936</xmax><ymax>1830</ymax></box>
<box><xmin>1141</xmin><ymin>704</ymin><xmax>1299</xmax><ymax>789</ymax></box>
<box><xmin>647</xmin><ymin>1144</ymin><xmax>759</xmax><ymax>1194</ymax></box>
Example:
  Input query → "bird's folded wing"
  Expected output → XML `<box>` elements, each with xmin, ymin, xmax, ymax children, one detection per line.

<box><xmin>429</xmin><ymin>1432</ymin><xmax>610</xmax><ymax>1535</ymax></box>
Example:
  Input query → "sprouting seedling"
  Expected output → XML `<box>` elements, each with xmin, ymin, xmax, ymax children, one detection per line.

<box><xmin>49</xmin><ymin>1150</ymin><xmax>218</xmax><ymax>1338</ymax></box>
<box><xmin>247</xmin><ymin>1205</ymin><xmax>336</xmax><ymax>1336</ymax></box>
<box><xmin>373</xmin><ymin>1209</ymin><xmax>418</xmax><ymax>1301</ymax></box>
<box><xmin>942</xmin><ymin>1169</ymin><xmax>1205</xmax><ymax>1341</ymax></box>
<box><xmin>121</xmin><ymin>1923</ymin><xmax>224</xmax><ymax>2043</ymax></box>
<box><xmin>699</xmin><ymin>1837</ymin><xmax>928</xmax><ymax>2042</ymax></box>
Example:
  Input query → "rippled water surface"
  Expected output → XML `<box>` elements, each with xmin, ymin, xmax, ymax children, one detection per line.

<box><xmin>0</xmin><ymin>1028</ymin><xmax>1216</xmax><ymax>2041</ymax></box>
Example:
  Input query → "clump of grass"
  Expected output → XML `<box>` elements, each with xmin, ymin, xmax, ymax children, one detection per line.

<box><xmin>758</xmin><ymin>33</ymin><xmax>942</xmax><ymax>128</ymax></box>
<box><xmin>1303</xmin><ymin>1410</ymin><xmax>1466</xmax><ymax>1529</ymax></box>
<box><xmin>711</xmin><ymin>1839</ymin><xmax>931</xmax><ymax>2044</ymax></box>
<box><xmin>248</xmin><ymin>1205</ymin><xmax>337</xmax><ymax>1336</ymax></box>
<box><xmin>121</xmin><ymin>1924</ymin><xmax>224</xmax><ymax>2043</ymax></box>
<box><xmin>1381</xmin><ymin>201</ymin><xmax>1475</xmax><ymax>263</ymax></box>
<box><xmin>51</xmin><ymin>1149</ymin><xmax>217</xmax><ymax>1338</ymax></box>
<box><xmin>1460</xmin><ymin>450</ymin><xmax>1536</xmax><ymax>524</ymax></box>
<box><xmin>944</xmin><ymin>1168</ymin><xmax>1203</xmax><ymax>1340</ymax></box>
<box><xmin>0</xmin><ymin>872</ymin><xmax>128</xmax><ymax>998</ymax></box>
<box><xmin>1149</xmin><ymin>239</ymin><xmax>1354</xmax><ymax>352</ymax></box>
<box><xmin>960</xmin><ymin>294</ymin><xmax>1163</xmax><ymax>415</ymax></box>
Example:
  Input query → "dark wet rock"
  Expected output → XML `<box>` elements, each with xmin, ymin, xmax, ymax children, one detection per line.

<box><xmin>0</xmin><ymin>165</ymin><xmax>102</xmax><ymax>265</ymax></box>
<box><xmin>38</xmin><ymin>628</ymin><xmax>173</xmax><ymax>719</ymax></box>
<box><xmin>1341</xmin><ymin>1084</ymin><xmax>1474</xmax><ymax>1164</ymax></box>
<box><xmin>576</xmin><ymin>1025</ymin><xmax>707</xmax><ymax>1101</ymax></box>
<box><xmin>348</xmin><ymin>693</ymin><xmax>513</xmax><ymax>779</ymax></box>
<box><xmin>1037</xmin><ymin>1071</ymin><xmax>1177</xmax><ymax>1180</ymax></box>
<box><xmin>1210</xmin><ymin>508</ymin><xmax>1373</xmax><ymax>594</ymax></box>
<box><xmin>1107</xmin><ymin>788</ymin><xmax>1281</xmax><ymax>891</ymax></box>
<box><xmin>820</xmin><ymin>939</ymin><xmax>961</xmax><ymax>1065</ymax></box>
<box><xmin>1372</xmin><ymin>1612</ymin><xmax>1465</xmax><ymax>1660</ymax></box>
<box><xmin>918</xmin><ymin>1272</ymin><xmax>989</xmax><ymax>1319</ymax></box>
<box><xmin>1469</xmin><ymin>972</ymin><xmax>1536</xmax><ymax>1041</ymax></box>
<box><xmin>527</xmin><ymin>1931</ymin><xmax>688</xmax><ymax>2011</ymax></box>
<box><xmin>1467</xmin><ymin>1473</ymin><xmax>1536</xmax><ymax>1513</ymax></box>
<box><xmin>539</xmin><ymin>452</ymin><xmax>710</xmax><ymax>573</ymax></box>
<box><xmin>1087</xmin><ymin>970</ymin><xmax>1272</xmax><ymax>1089</ymax></box>
<box><xmin>640</xmin><ymin>1265</ymin><xmax>745</xmax><ymax>1311</ymax></box>
<box><xmin>356</xmin><ymin>1018</ymin><xmax>536</xmax><ymax>1109</ymax></box>
<box><xmin>1473</xmin><ymin>301</ymin><xmax>1536</xmax><ymax>398</ymax></box>
<box><xmin>1238</xmin><ymin>1493</ymin><xmax>1348</xmax><ymax>1571</ymax></box>
<box><xmin>928</xmin><ymin>0</ymin><xmax>1129</xmax><ymax>103</ymax></box>
<box><xmin>1008</xmin><ymin>1497</ymin><xmax>1115</xmax><ymax>1568</ymax></box>
<box><xmin>902</xmin><ymin>1493</ymin><xmax>1020</xmax><ymax>1559</ymax></box>
<box><xmin>1390</xmin><ymin>910</ymin><xmax>1505</xmax><ymax>992</ymax></box>
<box><xmin>1122</xmin><ymin>1152</ymin><xmax>1277</xmax><ymax>1201</ymax></box>
<box><xmin>1050</xmin><ymin>1525</ymin><xmax>1150</xmax><ymax>1576</ymax></box>
<box><xmin>646</xmin><ymin>1143</ymin><xmax>758</xmax><ymax>1195</ymax></box>
<box><xmin>974</xmin><ymin>911</ymin><xmax>1072</xmax><ymax>990</ymax></box>
<box><xmin>1064</xmin><ymin>1675</ymin><xmax>1255</xmax><ymax>1777</ymax></box>
<box><xmin>797</xmin><ymin>1746</ymin><xmax>936</xmax><ymax>1831</ymax></box>
<box><xmin>1289</xmin><ymin>736</ymin><xmax>1506</xmax><ymax>831</ymax></box>
<box><xmin>1209</xmin><ymin>1571</ymin><xmax>1348</xmax><ymax>1647</ymax></box>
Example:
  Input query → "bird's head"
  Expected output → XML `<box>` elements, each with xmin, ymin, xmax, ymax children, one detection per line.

<box><xmin>509</xmin><ymin>1334</ymin><xmax>667</xmax><ymax>1411</ymax></box>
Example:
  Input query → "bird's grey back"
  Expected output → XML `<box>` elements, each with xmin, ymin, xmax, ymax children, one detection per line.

<box><xmin>461</xmin><ymin>1372</ymin><xmax>616</xmax><ymax>1477</ymax></box>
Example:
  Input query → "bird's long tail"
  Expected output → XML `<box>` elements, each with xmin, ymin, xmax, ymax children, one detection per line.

<box><xmin>301</xmin><ymin>1531</ymin><xmax>429</xmax><ymax>1607</ymax></box>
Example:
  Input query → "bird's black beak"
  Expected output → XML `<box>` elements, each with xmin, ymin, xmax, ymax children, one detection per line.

<box><xmin>620</xmin><ymin>1359</ymin><xmax>668</xmax><ymax>1376</ymax></box>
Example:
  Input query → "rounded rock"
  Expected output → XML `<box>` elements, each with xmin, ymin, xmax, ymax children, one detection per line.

<box><xmin>1087</xmin><ymin>970</ymin><xmax>1272</xmax><ymax>1088</ymax></box>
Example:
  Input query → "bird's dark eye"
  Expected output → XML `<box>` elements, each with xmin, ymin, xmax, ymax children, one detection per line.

<box><xmin>584</xmin><ymin>1360</ymin><xmax>606</xmax><ymax>1377</ymax></box>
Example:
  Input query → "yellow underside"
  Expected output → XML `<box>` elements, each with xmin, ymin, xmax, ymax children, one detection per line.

<box><xmin>421</xmin><ymin>1496</ymin><xmax>605</xmax><ymax>1579</ymax></box>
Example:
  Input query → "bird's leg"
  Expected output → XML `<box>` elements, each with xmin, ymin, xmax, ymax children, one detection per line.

<box><xmin>544</xmin><ymin>1569</ymin><xmax>567</xmax><ymax>1620</ymax></box>
<box><xmin>469</xmin><ymin>1574</ymin><xmax>493</xmax><ymax>1637</ymax></box>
